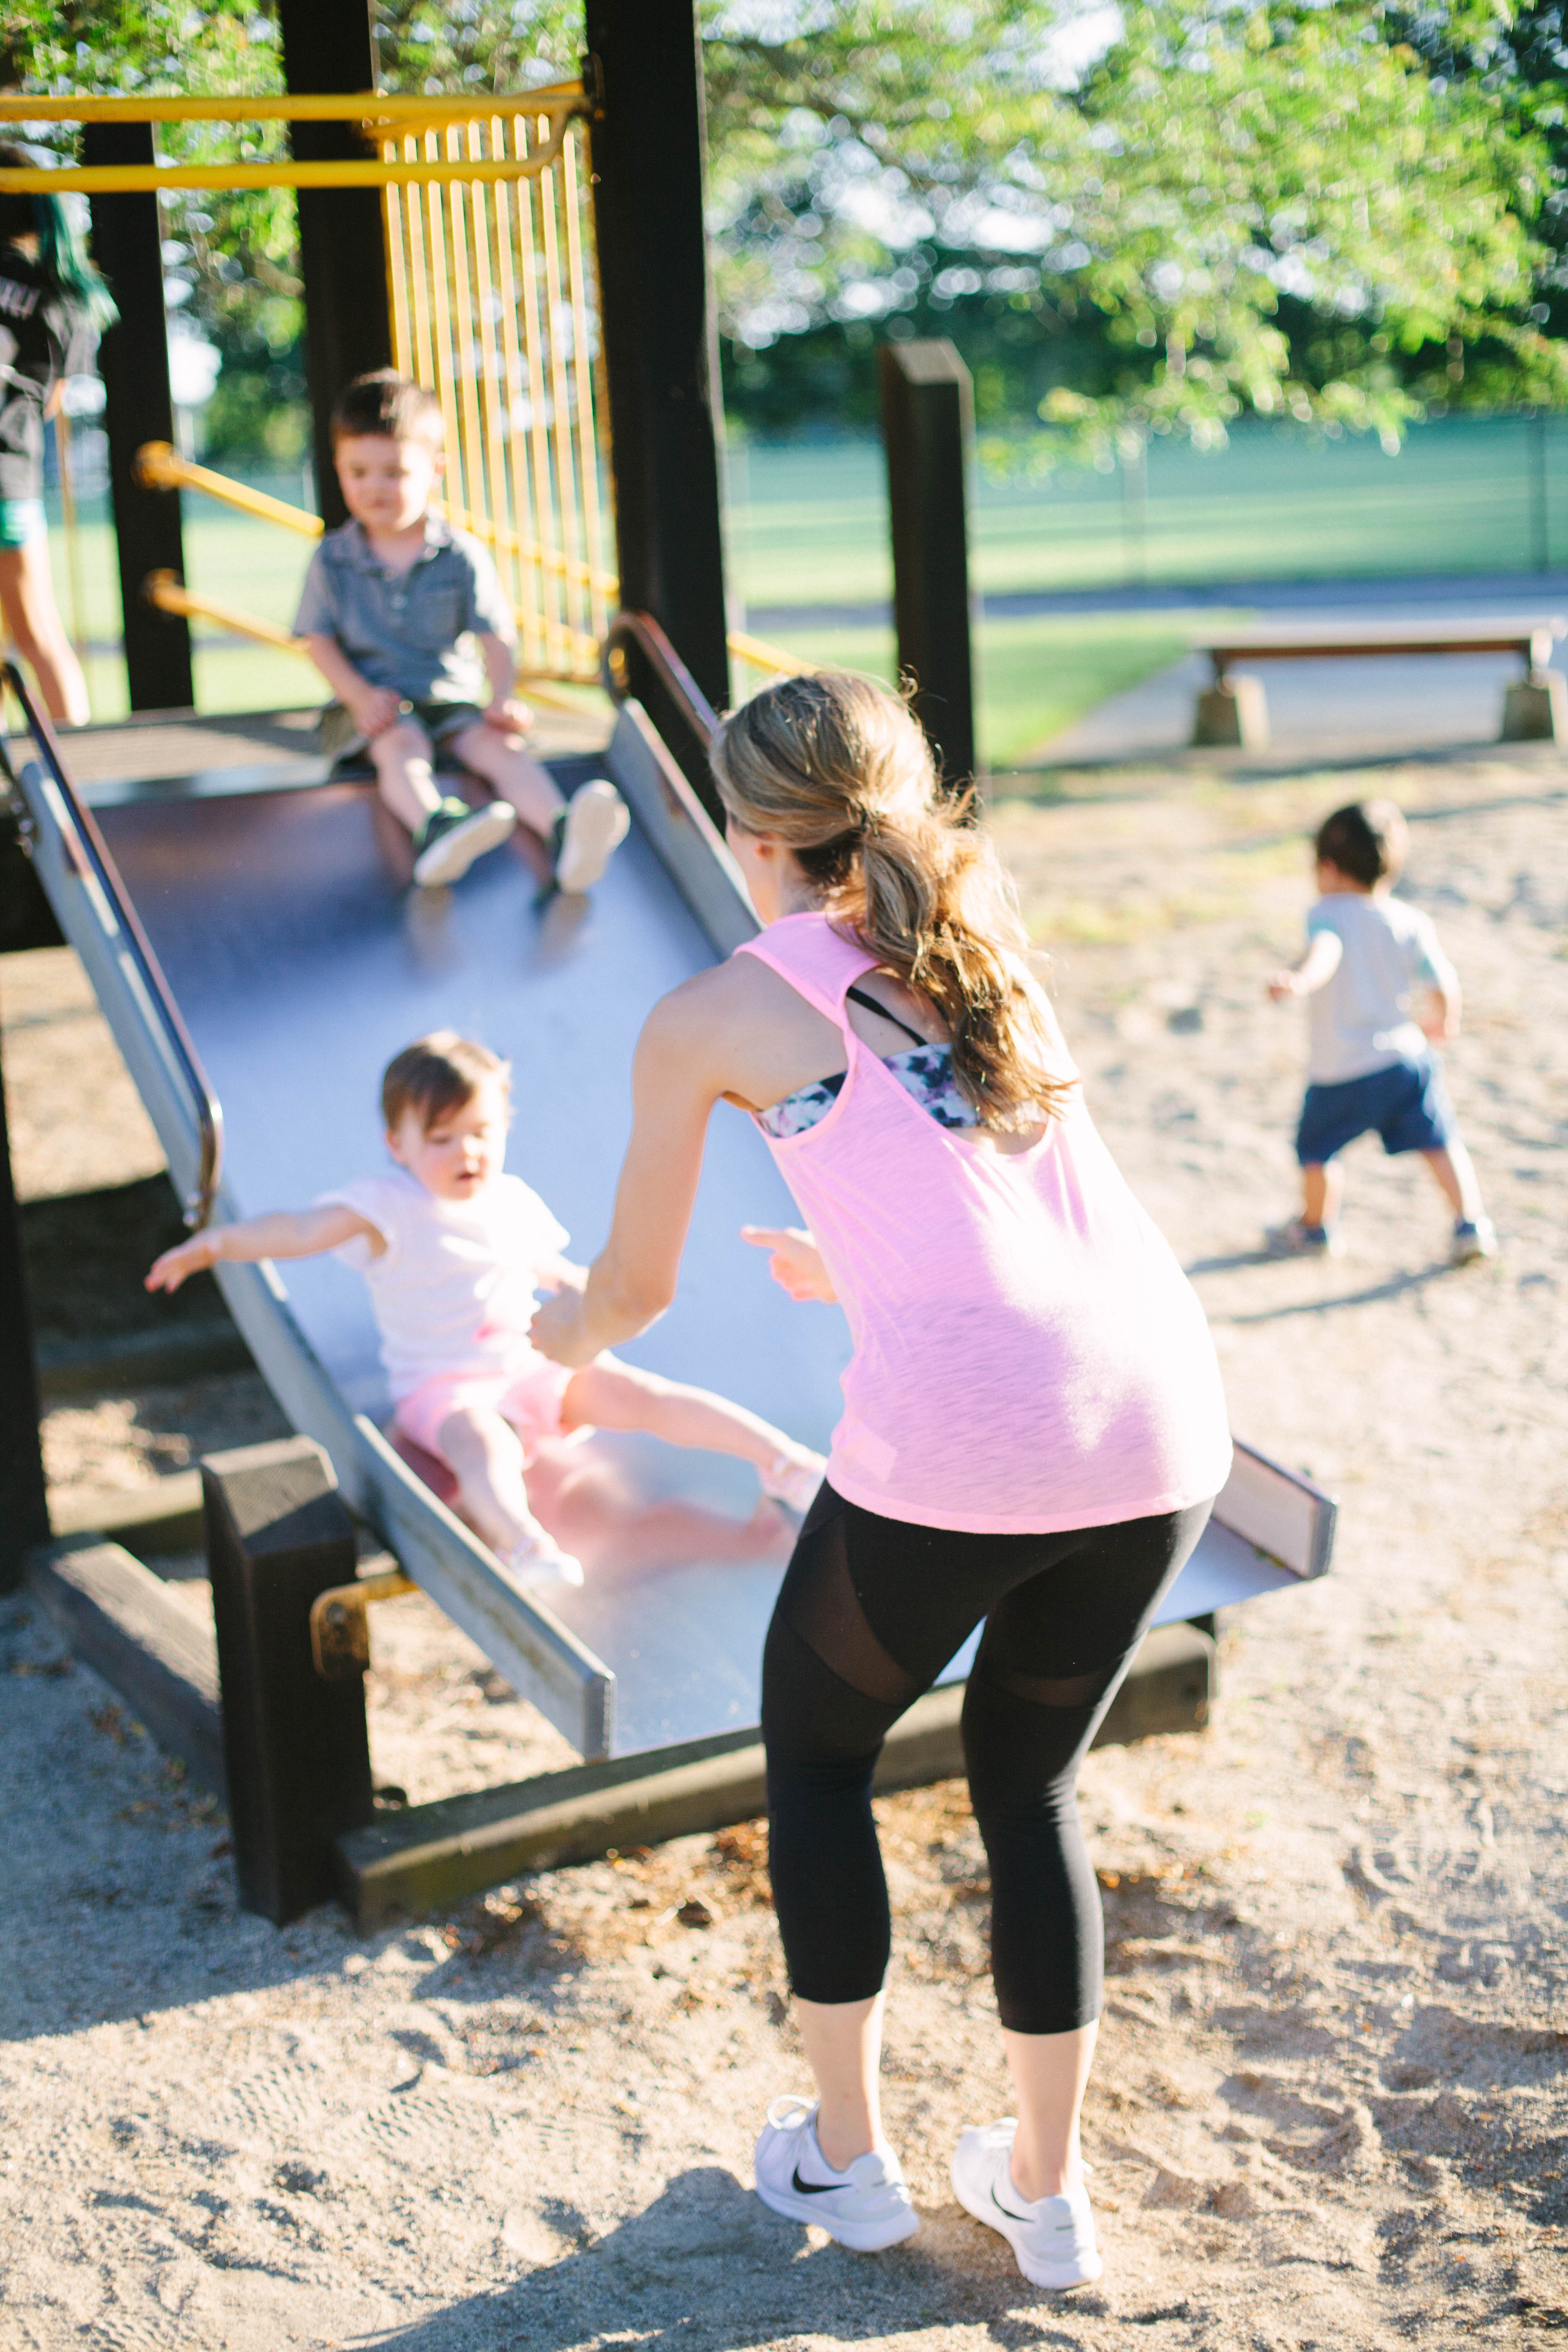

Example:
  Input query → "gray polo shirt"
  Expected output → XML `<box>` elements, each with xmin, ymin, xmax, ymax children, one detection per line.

<box><xmin>294</xmin><ymin>513</ymin><xmax>516</xmax><ymax>705</ymax></box>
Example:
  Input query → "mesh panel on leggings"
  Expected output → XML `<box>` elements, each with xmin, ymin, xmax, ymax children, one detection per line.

<box><xmin>973</xmin><ymin>1656</ymin><xmax>1119</xmax><ymax>1710</ymax></box>
<box><xmin>775</xmin><ymin>1503</ymin><xmax>920</xmax><ymax>1708</ymax></box>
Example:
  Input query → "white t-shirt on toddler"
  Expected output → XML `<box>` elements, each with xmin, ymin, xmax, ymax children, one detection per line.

<box><xmin>315</xmin><ymin>1168</ymin><xmax>569</xmax><ymax>1402</ymax></box>
<box><xmin>1303</xmin><ymin>892</ymin><xmax>1457</xmax><ymax>1086</ymax></box>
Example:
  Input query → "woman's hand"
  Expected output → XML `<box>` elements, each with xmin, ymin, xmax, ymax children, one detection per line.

<box><xmin>146</xmin><ymin>1231</ymin><xmax>220</xmax><ymax>1294</ymax></box>
<box><xmin>742</xmin><ymin>1224</ymin><xmax>836</xmax><ymax>1304</ymax></box>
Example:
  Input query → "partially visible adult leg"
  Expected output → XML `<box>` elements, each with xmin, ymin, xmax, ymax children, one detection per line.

<box><xmin>964</xmin><ymin>1501</ymin><xmax>1212</xmax><ymax>2199</ymax></box>
<box><xmin>0</xmin><ymin>540</ymin><xmax>90</xmax><ymax>725</ymax></box>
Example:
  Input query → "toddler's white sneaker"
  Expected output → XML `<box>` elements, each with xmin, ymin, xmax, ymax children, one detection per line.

<box><xmin>753</xmin><ymin>2096</ymin><xmax>918</xmax><ymax>2251</ymax></box>
<box><xmin>554</xmin><ymin>779</ymin><xmax>630</xmax><ymax>894</ymax></box>
<box><xmin>503</xmin><ymin>1526</ymin><xmax>584</xmax><ymax>1589</ymax></box>
<box><xmin>759</xmin><ymin>1448</ymin><xmax>826</xmax><ymax>1518</ymax></box>
<box><xmin>952</xmin><ymin>2118</ymin><xmax>1102</xmax><ymax>2288</ymax></box>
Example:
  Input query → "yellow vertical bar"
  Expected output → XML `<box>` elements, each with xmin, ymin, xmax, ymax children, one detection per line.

<box><xmin>384</xmin><ymin>168</ymin><xmax>412</xmax><ymax>375</ymax></box>
<box><xmin>467</xmin><ymin>116</ymin><xmax>518</xmax><ymax>622</ymax></box>
<box><xmin>422</xmin><ymin>129</ymin><xmax>464</xmax><ymax>510</ymax></box>
<box><xmin>404</xmin><ymin>133</ymin><xmax>438</xmax><ymax>396</ymax></box>
<box><xmin>489</xmin><ymin>121</ymin><xmax>541</xmax><ymax>674</ymax></box>
<box><xmin>539</xmin><ymin>132</ymin><xmax>583</xmax><ymax>676</ymax></box>
<box><xmin>513</xmin><ymin>118</ymin><xmax>562</xmax><ymax>670</ymax></box>
<box><xmin>446</xmin><ymin>119</ymin><xmax>486</xmax><ymax>549</ymax></box>
<box><xmin>562</xmin><ymin>125</ymin><xmax>610</xmax><ymax>654</ymax></box>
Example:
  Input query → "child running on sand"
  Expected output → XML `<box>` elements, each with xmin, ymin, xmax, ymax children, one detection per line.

<box><xmin>147</xmin><ymin>1032</ymin><xmax>824</xmax><ymax>1586</ymax></box>
<box><xmin>295</xmin><ymin>369</ymin><xmax>629</xmax><ymax>894</ymax></box>
<box><xmin>1266</xmin><ymin>798</ymin><xmax>1495</xmax><ymax>1265</ymax></box>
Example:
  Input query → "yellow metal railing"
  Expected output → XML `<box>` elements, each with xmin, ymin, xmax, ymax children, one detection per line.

<box><xmin>0</xmin><ymin>88</ymin><xmax>588</xmax><ymax>193</ymax></box>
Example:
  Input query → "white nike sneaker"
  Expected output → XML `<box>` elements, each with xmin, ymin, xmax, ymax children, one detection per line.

<box><xmin>758</xmin><ymin>1448</ymin><xmax>826</xmax><ymax>1518</ymax></box>
<box><xmin>952</xmin><ymin>2118</ymin><xmax>1102</xmax><ymax>2288</ymax></box>
<box><xmin>753</xmin><ymin>2096</ymin><xmax>918</xmax><ymax>2252</ymax></box>
<box><xmin>503</xmin><ymin>1525</ymin><xmax>584</xmax><ymax>1589</ymax></box>
<box><xmin>553</xmin><ymin>779</ymin><xmax>630</xmax><ymax>894</ymax></box>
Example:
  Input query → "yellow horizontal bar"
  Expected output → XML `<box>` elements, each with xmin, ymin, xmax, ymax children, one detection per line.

<box><xmin>136</xmin><ymin>442</ymin><xmax>323</xmax><ymax>536</ymax></box>
<box><xmin>146</xmin><ymin>570</ymin><xmax>304</xmax><ymax>652</ymax></box>
<box><xmin>146</xmin><ymin>569</ymin><xmax>604</xmax><ymax>686</ymax></box>
<box><xmin>0</xmin><ymin>152</ymin><xmax>566</xmax><ymax>194</ymax></box>
<box><xmin>439</xmin><ymin>495</ymin><xmax>618</xmax><ymax>597</ymax></box>
<box><xmin>727</xmin><ymin>629</ymin><xmax>811</xmax><ymax>677</ymax></box>
<box><xmin>0</xmin><ymin>85</ymin><xmax>585</xmax><ymax>125</ymax></box>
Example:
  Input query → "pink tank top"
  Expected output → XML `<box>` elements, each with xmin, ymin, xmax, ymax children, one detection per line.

<box><xmin>737</xmin><ymin>912</ymin><xmax>1232</xmax><ymax>1534</ymax></box>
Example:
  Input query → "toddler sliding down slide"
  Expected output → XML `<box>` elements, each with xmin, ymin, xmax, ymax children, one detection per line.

<box><xmin>147</xmin><ymin>1032</ymin><xmax>824</xmax><ymax>1586</ymax></box>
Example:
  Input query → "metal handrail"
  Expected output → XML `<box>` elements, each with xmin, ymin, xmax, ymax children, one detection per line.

<box><xmin>603</xmin><ymin>610</ymin><xmax>722</xmax><ymax>750</ymax></box>
<box><xmin>0</xmin><ymin>663</ymin><xmax>224</xmax><ymax>1230</ymax></box>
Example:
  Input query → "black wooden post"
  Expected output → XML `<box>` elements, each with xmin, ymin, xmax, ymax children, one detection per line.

<box><xmin>85</xmin><ymin>122</ymin><xmax>194</xmax><ymax>714</ymax></box>
<box><xmin>277</xmin><ymin>0</ymin><xmax>395</xmax><ymax>530</ymax></box>
<box><xmin>203</xmin><ymin>1436</ymin><xmax>374</xmax><ymax>1924</ymax></box>
<box><xmin>879</xmin><ymin>339</ymin><xmax>978</xmax><ymax>792</ymax></box>
<box><xmin>584</xmin><ymin>0</ymin><xmax>730</xmax><ymax>805</ymax></box>
<box><xmin>0</xmin><ymin>1020</ymin><xmax>49</xmax><ymax>1591</ymax></box>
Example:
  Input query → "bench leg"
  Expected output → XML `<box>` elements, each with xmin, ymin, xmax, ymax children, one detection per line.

<box><xmin>1192</xmin><ymin>673</ymin><xmax>1269</xmax><ymax>749</ymax></box>
<box><xmin>1501</xmin><ymin>671</ymin><xmax>1565</xmax><ymax>742</ymax></box>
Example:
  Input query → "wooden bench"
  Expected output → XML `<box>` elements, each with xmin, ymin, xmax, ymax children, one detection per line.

<box><xmin>1191</xmin><ymin>614</ymin><xmax>1568</xmax><ymax>749</ymax></box>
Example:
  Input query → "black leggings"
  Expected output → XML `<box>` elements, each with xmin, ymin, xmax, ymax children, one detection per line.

<box><xmin>761</xmin><ymin>1485</ymin><xmax>1212</xmax><ymax>2035</ymax></box>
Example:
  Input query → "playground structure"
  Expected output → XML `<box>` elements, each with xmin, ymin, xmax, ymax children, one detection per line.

<box><xmin>0</xmin><ymin>3</ymin><xmax>1336</xmax><ymax>1928</ymax></box>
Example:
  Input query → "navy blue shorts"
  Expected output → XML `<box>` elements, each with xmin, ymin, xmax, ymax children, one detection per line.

<box><xmin>1296</xmin><ymin>1053</ymin><xmax>1455</xmax><ymax>1166</ymax></box>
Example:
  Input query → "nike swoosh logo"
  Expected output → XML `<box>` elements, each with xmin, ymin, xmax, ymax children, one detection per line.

<box><xmin>991</xmin><ymin>2181</ymin><xmax>1043</xmax><ymax>2226</ymax></box>
<box><xmin>792</xmin><ymin>2163</ymin><xmax>846</xmax><ymax>2196</ymax></box>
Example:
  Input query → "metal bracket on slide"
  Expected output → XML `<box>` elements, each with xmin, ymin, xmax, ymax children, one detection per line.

<box><xmin>310</xmin><ymin>1565</ymin><xmax>417</xmax><ymax>1681</ymax></box>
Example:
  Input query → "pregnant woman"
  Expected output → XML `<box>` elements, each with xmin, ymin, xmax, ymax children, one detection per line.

<box><xmin>531</xmin><ymin>671</ymin><xmax>1232</xmax><ymax>2288</ymax></box>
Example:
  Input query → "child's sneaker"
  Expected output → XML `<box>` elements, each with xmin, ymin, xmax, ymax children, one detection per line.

<box><xmin>1451</xmin><ymin>1216</ymin><xmax>1497</xmax><ymax>1265</ymax></box>
<box><xmin>759</xmin><ymin>1447</ymin><xmax>826</xmax><ymax>1517</ymax></box>
<box><xmin>413</xmin><ymin>795</ymin><xmax>517</xmax><ymax>886</ymax></box>
<box><xmin>552</xmin><ymin>779</ymin><xmax>630</xmax><ymax>894</ymax></box>
<box><xmin>1265</xmin><ymin>1216</ymin><xmax>1344</xmax><ymax>1259</ymax></box>
<box><xmin>753</xmin><ymin>2096</ymin><xmax>918</xmax><ymax>2251</ymax></box>
<box><xmin>503</xmin><ymin>1526</ymin><xmax>584</xmax><ymax>1589</ymax></box>
<box><xmin>952</xmin><ymin>2118</ymin><xmax>1102</xmax><ymax>2289</ymax></box>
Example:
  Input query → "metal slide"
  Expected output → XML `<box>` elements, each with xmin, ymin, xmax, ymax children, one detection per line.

<box><xmin>5</xmin><ymin>672</ymin><xmax>1333</xmax><ymax>1764</ymax></box>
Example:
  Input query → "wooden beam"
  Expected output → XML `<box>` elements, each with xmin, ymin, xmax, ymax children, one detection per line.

<box><xmin>276</xmin><ymin>0</ymin><xmax>395</xmax><ymax>531</ymax></box>
<box><xmin>880</xmin><ymin>339</ymin><xmax>977</xmax><ymax>793</ymax></box>
<box><xmin>203</xmin><ymin>1436</ymin><xmax>374</xmax><ymax>1924</ymax></box>
<box><xmin>84</xmin><ymin>121</ymin><xmax>195</xmax><ymax>713</ymax></box>
<box><xmin>28</xmin><ymin>1537</ymin><xmax>225</xmax><ymax>1794</ymax></box>
<box><xmin>585</xmin><ymin>0</ymin><xmax>731</xmax><ymax>808</ymax></box>
<box><xmin>335</xmin><ymin>1623</ymin><xmax>1215</xmax><ymax>1930</ymax></box>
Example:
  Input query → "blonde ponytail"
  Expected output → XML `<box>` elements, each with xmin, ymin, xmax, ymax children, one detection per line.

<box><xmin>710</xmin><ymin>672</ymin><xmax>1073</xmax><ymax>1128</ymax></box>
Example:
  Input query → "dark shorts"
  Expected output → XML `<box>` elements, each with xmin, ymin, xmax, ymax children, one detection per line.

<box><xmin>318</xmin><ymin>697</ymin><xmax>486</xmax><ymax>765</ymax></box>
<box><xmin>1296</xmin><ymin>1052</ymin><xmax>1455</xmax><ymax>1166</ymax></box>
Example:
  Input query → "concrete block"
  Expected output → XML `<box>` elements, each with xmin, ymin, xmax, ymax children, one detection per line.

<box><xmin>1500</xmin><ymin>673</ymin><xmax>1566</xmax><ymax>742</ymax></box>
<box><xmin>1192</xmin><ymin>676</ymin><xmax>1269</xmax><ymax>749</ymax></box>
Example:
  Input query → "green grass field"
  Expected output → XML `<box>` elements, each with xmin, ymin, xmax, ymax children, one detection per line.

<box><xmin>46</xmin><ymin>410</ymin><xmax>1568</xmax><ymax>762</ymax></box>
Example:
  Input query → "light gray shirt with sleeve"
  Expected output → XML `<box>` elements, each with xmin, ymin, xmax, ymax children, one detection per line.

<box><xmin>1303</xmin><ymin>891</ymin><xmax>1456</xmax><ymax>1086</ymax></box>
<box><xmin>293</xmin><ymin>513</ymin><xmax>516</xmax><ymax>705</ymax></box>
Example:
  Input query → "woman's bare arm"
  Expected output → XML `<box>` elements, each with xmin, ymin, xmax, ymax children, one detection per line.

<box><xmin>147</xmin><ymin>1202</ymin><xmax>381</xmax><ymax>1293</ymax></box>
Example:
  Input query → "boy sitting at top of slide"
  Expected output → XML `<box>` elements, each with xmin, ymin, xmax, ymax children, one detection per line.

<box><xmin>296</xmin><ymin>369</ymin><xmax>629</xmax><ymax>894</ymax></box>
<box><xmin>147</xmin><ymin>1032</ymin><xmax>824</xmax><ymax>1587</ymax></box>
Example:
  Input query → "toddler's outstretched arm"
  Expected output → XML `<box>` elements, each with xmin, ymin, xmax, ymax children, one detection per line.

<box><xmin>147</xmin><ymin>1203</ymin><xmax>381</xmax><ymax>1294</ymax></box>
<box><xmin>1267</xmin><ymin>931</ymin><xmax>1343</xmax><ymax>1003</ymax></box>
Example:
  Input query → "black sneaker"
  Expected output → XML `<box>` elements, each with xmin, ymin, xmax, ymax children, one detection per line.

<box><xmin>411</xmin><ymin>795</ymin><xmax>517</xmax><ymax>887</ymax></box>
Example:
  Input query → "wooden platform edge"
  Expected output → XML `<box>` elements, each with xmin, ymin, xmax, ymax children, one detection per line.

<box><xmin>334</xmin><ymin>1622</ymin><xmax>1216</xmax><ymax>1932</ymax></box>
<box><xmin>27</xmin><ymin>1536</ymin><xmax>227</xmax><ymax>1798</ymax></box>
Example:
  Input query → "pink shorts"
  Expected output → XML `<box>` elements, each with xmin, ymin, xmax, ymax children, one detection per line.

<box><xmin>395</xmin><ymin>1360</ymin><xmax>575</xmax><ymax>1466</ymax></box>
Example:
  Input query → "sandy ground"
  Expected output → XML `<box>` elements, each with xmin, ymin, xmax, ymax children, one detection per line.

<box><xmin>2</xmin><ymin>746</ymin><xmax>1566</xmax><ymax>2347</ymax></box>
